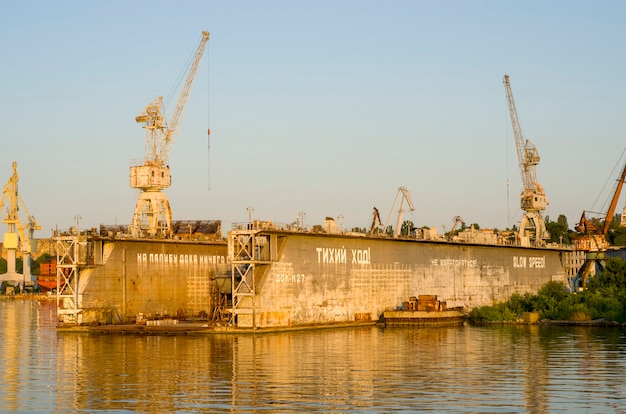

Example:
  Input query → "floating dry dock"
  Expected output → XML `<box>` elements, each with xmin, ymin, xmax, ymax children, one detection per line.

<box><xmin>55</xmin><ymin>218</ymin><xmax>577</xmax><ymax>331</ymax></box>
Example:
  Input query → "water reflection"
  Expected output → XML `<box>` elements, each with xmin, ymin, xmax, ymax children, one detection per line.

<box><xmin>1</xmin><ymin>300</ymin><xmax>625</xmax><ymax>412</ymax></box>
<box><xmin>0</xmin><ymin>299</ymin><xmax>57</xmax><ymax>412</ymax></box>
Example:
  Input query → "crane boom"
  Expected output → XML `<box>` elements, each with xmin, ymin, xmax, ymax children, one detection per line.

<box><xmin>601</xmin><ymin>160</ymin><xmax>626</xmax><ymax>235</ymax></box>
<box><xmin>503</xmin><ymin>74</ymin><xmax>544</xmax><ymax>196</ymax></box>
<box><xmin>136</xmin><ymin>31</ymin><xmax>210</xmax><ymax>167</ymax></box>
<box><xmin>504</xmin><ymin>75</ymin><xmax>525</xmax><ymax>183</ymax></box>
<box><xmin>162</xmin><ymin>31</ymin><xmax>210</xmax><ymax>164</ymax></box>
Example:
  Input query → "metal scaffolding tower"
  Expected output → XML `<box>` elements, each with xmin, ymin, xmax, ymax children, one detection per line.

<box><xmin>229</xmin><ymin>225</ymin><xmax>277</xmax><ymax>328</ymax></box>
<box><xmin>55</xmin><ymin>233</ymin><xmax>87</xmax><ymax>325</ymax></box>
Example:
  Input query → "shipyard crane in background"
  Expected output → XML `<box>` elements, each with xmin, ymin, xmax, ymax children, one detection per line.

<box><xmin>503</xmin><ymin>74</ymin><xmax>549</xmax><ymax>247</ymax></box>
<box><xmin>0</xmin><ymin>161</ymin><xmax>40</xmax><ymax>288</ymax></box>
<box><xmin>369</xmin><ymin>207</ymin><xmax>383</xmax><ymax>235</ymax></box>
<box><xmin>384</xmin><ymin>186</ymin><xmax>415</xmax><ymax>238</ymax></box>
<box><xmin>445</xmin><ymin>215</ymin><xmax>466</xmax><ymax>241</ymax></box>
<box><xmin>572</xmin><ymin>157</ymin><xmax>626</xmax><ymax>288</ymax></box>
<box><xmin>130</xmin><ymin>31</ymin><xmax>210</xmax><ymax>238</ymax></box>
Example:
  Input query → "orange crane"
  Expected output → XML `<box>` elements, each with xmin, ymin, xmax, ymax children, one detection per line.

<box><xmin>130</xmin><ymin>31</ymin><xmax>210</xmax><ymax>238</ymax></box>
<box><xmin>446</xmin><ymin>216</ymin><xmax>465</xmax><ymax>241</ymax></box>
<box><xmin>503</xmin><ymin>74</ymin><xmax>549</xmax><ymax>247</ymax></box>
<box><xmin>573</xmin><ymin>158</ymin><xmax>626</xmax><ymax>288</ymax></box>
<box><xmin>369</xmin><ymin>207</ymin><xmax>382</xmax><ymax>235</ymax></box>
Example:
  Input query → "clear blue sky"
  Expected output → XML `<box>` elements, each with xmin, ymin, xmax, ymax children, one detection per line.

<box><xmin>1</xmin><ymin>1</ymin><xmax>625</xmax><ymax>237</ymax></box>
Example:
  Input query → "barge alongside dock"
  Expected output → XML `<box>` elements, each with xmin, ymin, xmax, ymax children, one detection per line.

<box><xmin>382</xmin><ymin>295</ymin><xmax>466</xmax><ymax>327</ymax></box>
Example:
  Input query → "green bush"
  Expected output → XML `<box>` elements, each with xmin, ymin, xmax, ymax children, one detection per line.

<box><xmin>507</xmin><ymin>292</ymin><xmax>534</xmax><ymax>315</ymax></box>
<box><xmin>469</xmin><ymin>302</ymin><xmax>518</xmax><ymax>323</ymax></box>
<box><xmin>566</xmin><ymin>303</ymin><xmax>592</xmax><ymax>321</ymax></box>
<box><xmin>469</xmin><ymin>258</ymin><xmax>626</xmax><ymax>323</ymax></box>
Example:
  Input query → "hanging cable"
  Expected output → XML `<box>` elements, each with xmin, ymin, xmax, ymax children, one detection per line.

<box><xmin>591</xmin><ymin>146</ymin><xmax>626</xmax><ymax>214</ymax></box>
<box><xmin>504</xmin><ymin>89</ymin><xmax>510</xmax><ymax>223</ymax></box>
<box><xmin>207</xmin><ymin>38</ymin><xmax>211</xmax><ymax>191</ymax></box>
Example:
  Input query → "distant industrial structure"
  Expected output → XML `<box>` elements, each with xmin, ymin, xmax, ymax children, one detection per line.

<box><xmin>0</xmin><ymin>161</ymin><xmax>40</xmax><ymax>291</ymax></box>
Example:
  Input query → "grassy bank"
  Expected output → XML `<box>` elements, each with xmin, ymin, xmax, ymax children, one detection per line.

<box><xmin>469</xmin><ymin>257</ymin><xmax>626</xmax><ymax>324</ymax></box>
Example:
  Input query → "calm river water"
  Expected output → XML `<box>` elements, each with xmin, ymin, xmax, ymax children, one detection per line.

<box><xmin>1</xmin><ymin>299</ymin><xmax>626</xmax><ymax>413</ymax></box>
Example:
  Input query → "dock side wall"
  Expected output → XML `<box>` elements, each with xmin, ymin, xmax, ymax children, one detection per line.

<box><xmin>254</xmin><ymin>233</ymin><xmax>567</xmax><ymax>327</ymax></box>
<box><xmin>76</xmin><ymin>240</ymin><xmax>228</xmax><ymax>323</ymax></box>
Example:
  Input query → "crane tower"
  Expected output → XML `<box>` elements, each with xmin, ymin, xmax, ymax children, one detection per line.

<box><xmin>130</xmin><ymin>31</ymin><xmax>210</xmax><ymax>238</ymax></box>
<box><xmin>503</xmin><ymin>74</ymin><xmax>549</xmax><ymax>247</ymax></box>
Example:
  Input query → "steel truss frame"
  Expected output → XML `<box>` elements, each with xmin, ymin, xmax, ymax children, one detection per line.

<box><xmin>55</xmin><ymin>235</ymin><xmax>82</xmax><ymax>324</ymax></box>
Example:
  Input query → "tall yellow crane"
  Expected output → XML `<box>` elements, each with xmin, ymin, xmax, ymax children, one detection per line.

<box><xmin>0</xmin><ymin>161</ymin><xmax>40</xmax><ymax>285</ymax></box>
<box><xmin>130</xmin><ymin>31</ymin><xmax>210</xmax><ymax>238</ymax></box>
<box><xmin>503</xmin><ymin>74</ymin><xmax>549</xmax><ymax>247</ymax></box>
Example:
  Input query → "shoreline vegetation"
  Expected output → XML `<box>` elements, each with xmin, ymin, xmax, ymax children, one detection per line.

<box><xmin>469</xmin><ymin>257</ymin><xmax>626</xmax><ymax>327</ymax></box>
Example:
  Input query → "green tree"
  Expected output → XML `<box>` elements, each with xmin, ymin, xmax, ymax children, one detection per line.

<box><xmin>401</xmin><ymin>220</ymin><xmax>414</xmax><ymax>237</ymax></box>
<box><xmin>531</xmin><ymin>280</ymin><xmax>570</xmax><ymax>319</ymax></box>
<box><xmin>32</xmin><ymin>253</ymin><xmax>54</xmax><ymax>275</ymax></box>
<box><xmin>0</xmin><ymin>257</ymin><xmax>23</xmax><ymax>274</ymax></box>
<box><xmin>608</xmin><ymin>226</ymin><xmax>626</xmax><ymax>246</ymax></box>
<box><xmin>545</xmin><ymin>214</ymin><xmax>572</xmax><ymax>244</ymax></box>
<box><xmin>586</xmin><ymin>257</ymin><xmax>626</xmax><ymax>291</ymax></box>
